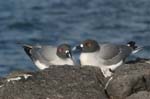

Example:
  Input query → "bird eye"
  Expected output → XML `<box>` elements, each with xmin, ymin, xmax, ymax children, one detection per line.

<box><xmin>85</xmin><ymin>42</ymin><xmax>92</xmax><ymax>47</ymax></box>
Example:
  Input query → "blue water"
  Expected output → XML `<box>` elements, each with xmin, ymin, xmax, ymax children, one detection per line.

<box><xmin>0</xmin><ymin>0</ymin><xmax>150</xmax><ymax>77</ymax></box>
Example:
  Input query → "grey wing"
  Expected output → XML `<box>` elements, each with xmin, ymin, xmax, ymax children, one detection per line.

<box><xmin>118</xmin><ymin>45</ymin><xmax>133</xmax><ymax>59</ymax></box>
<box><xmin>99</xmin><ymin>44</ymin><xmax>132</xmax><ymax>65</ymax></box>
<box><xmin>99</xmin><ymin>44</ymin><xmax>120</xmax><ymax>60</ymax></box>
<box><xmin>31</xmin><ymin>45</ymin><xmax>57</xmax><ymax>64</ymax></box>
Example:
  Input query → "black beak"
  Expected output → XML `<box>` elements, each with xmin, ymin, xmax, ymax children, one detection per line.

<box><xmin>66</xmin><ymin>51</ymin><xmax>72</xmax><ymax>58</ymax></box>
<box><xmin>72</xmin><ymin>45</ymin><xmax>82</xmax><ymax>52</ymax></box>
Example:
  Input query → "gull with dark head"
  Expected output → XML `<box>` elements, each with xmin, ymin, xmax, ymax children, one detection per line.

<box><xmin>22</xmin><ymin>43</ymin><xmax>75</xmax><ymax>70</ymax></box>
<box><xmin>73</xmin><ymin>39</ymin><xmax>142</xmax><ymax>77</ymax></box>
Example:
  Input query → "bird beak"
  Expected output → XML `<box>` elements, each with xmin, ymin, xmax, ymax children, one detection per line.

<box><xmin>68</xmin><ymin>52</ymin><xmax>72</xmax><ymax>58</ymax></box>
<box><xmin>66</xmin><ymin>50</ymin><xmax>72</xmax><ymax>58</ymax></box>
<box><xmin>72</xmin><ymin>44</ymin><xmax>83</xmax><ymax>52</ymax></box>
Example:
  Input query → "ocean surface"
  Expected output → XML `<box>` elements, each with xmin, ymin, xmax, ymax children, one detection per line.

<box><xmin>0</xmin><ymin>0</ymin><xmax>150</xmax><ymax>77</ymax></box>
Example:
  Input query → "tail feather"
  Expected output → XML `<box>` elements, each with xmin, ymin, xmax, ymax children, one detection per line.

<box><xmin>127</xmin><ymin>41</ymin><xmax>137</xmax><ymax>49</ymax></box>
<box><xmin>23</xmin><ymin>45</ymin><xmax>32</xmax><ymax>57</ymax></box>
<box><xmin>16</xmin><ymin>42</ymin><xmax>36</xmax><ymax>62</ymax></box>
<box><xmin>127</xmin><ymin>41</ymin><xmax>143</xmax><ymax>54</ymax></box>
<box><xmin>132</xmin><ymin>46</ymin><xmax>143</xmax><ymax>54</ymax></box>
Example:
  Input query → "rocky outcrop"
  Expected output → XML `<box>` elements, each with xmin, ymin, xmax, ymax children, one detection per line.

<box><xmin>126</xmin><ymin>91</ymin><xmax>150</xmax><ymax>99</ymax></box>
<box><xmin>106</xmin><ymin>59</ymin><xmax>150</xmax><ymax>99</ymax></box>
<box><xmin>0</xmin><ymin>66</ymin><xmax>107</xmax><ymax>99</ymax></box>
<box><xmin>0</xmin><ymin>59</ymin><xmax>150</xmax><ymax>99</ymax></box>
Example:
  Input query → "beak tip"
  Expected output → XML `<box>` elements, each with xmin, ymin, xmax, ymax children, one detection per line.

<box><xmin>72</xmin><ymin>45</ymin><xmax>82</xmax><ymax>52</ymax></box>
<box><xmin>72</xmin><ymin>47</ymin><xmax>77</xmax><ymax>51</ymax></box>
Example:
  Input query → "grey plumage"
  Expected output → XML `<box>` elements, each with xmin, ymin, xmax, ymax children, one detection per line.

<box><xmin>73</xmin><ymin>39</ymin><xmax>142</xmax><ymax>77</ymax></box>
<box><xmin>98</xmin><ymin>43</ymin><xmax>132</xmax><ymax>65</ymax></box>
<box><xmin>22</xmin><ymin>44</ymin><xmax>75</xmax><ymax>70</ymax></box>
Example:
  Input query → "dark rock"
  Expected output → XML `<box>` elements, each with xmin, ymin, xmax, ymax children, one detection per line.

<box><xmin>106</xmin><ymin>61</ymin><xmax>150</xmax><ymax>99</ymax></box>
<box><xmin>0</xmin><ymin>66</ymin><xmax>107</xmax><ymax>99</ymax></box>
<box><xmin>126</xmin><ymin>91</ymin><xmax>150</xmax><ymax>99</ymax></box>
<box><xmin>0</xmin><ymin>59</ymin><xmax>150</xmax><ymax>99</ymax></box>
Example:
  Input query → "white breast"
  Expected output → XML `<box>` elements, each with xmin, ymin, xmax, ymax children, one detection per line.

<box><xmin>35</xmin><ymin>58</ymin><xmax>74</xmax><ymax>70</ymax></box>
<box><xmin>80</xmin><ymin>52</ymin><xmax>101</xmax><ymax>67</ymax></box>
<box><xmin>80</xmin><ymin>52</ymin><xmax>123</xmax><ymax>77</ymax></box>
<box><xmin>50</xmin><ymin>58</ymin><xmax>74</xmax><ymax>65</ymax></box>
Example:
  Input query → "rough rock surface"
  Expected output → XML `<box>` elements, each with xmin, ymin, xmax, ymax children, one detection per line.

<box><xmin>0</xmin><ymin>66</ymin><xmax>107</xmax><ymax>99</ymax></box>
<box><xmin>0</xmin><ymin>59</ymin><xmax>150</xmax><ymax>99</ymax></box>
<box><xmin>126</xmin><ymin>91</ymin><xmax>150</xmax><ymax>99</ymax></box>
<box><xmin>106</xmin><ymin>59</ymin><xmax>150</xmax><ymax>99</ymax></box>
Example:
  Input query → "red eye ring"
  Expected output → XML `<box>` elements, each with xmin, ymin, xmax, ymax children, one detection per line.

<box><xmin>85</xmin><ymin>42</ymin><xmax>92</xmax><ymax>47</ymax></box>
<box><xmin>58</xmin><ymin>48</ymin><xmax>64</xmax><ymax>52</ymax></box>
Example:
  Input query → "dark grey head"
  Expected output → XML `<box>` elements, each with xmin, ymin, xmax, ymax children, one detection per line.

<box><xmin>127</xmin><ymin>41</ymin><xmax>137</xmax><ymax>50</ymax></box>
<box><xmin>57</xmin><ymin>44</ymin><xmax>72</xmax><ymax>59</ymax></box>
<box><xmin>74</xmin><ymin>39</ymin><xmax>100</xmax><ymax>53</ymax></box>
